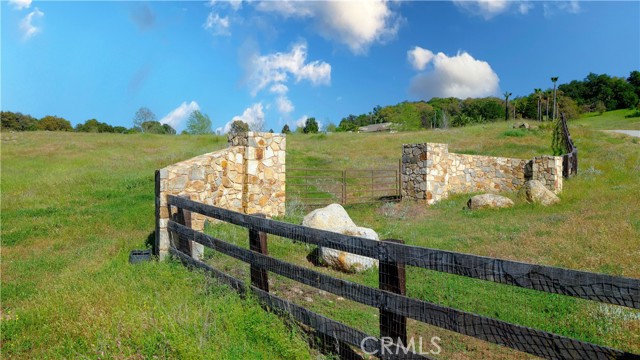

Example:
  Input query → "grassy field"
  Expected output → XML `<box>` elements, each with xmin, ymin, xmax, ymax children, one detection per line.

<box><xmin>2</xmin><ymin>109</ymin><xmax>639</xmax><ymax>359</ymax></box>
<box><xmin>0</xmin><ymin>133</ymin><xmax>313</xmax><ymax>359</ymax></box>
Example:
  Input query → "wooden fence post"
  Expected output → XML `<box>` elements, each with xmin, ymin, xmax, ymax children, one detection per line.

<box><xmin>379</xmin><ymin>239</ymin><xmax>407</xmax><ymax>352</ymax></box>
<box><xmin>172</xmin><ymin>194</ymin><xmax>193</xmax><ymax>255</ymax></box>
<box><xmin>249</xmin><ymin>214</ymin><xmax>269</xmax><ymax>292</ymax></box>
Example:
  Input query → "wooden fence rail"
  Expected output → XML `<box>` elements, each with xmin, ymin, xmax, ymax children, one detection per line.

<box><xmin>166</xmin><ymin>195</ymin><xmax>639</xmax><ymax>359</ymax></box>
<box><xmin>560</xmin><ymin>113</ymin><xmax>578</xmax><ymax>177</ymax></box>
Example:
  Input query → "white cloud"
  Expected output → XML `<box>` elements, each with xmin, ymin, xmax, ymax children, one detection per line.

<box><xmin>453</xmin><ymin>0</ymin><xmax>510</xmax><ymax>19</ymax></box>
<box><xmin>204</xmin><ymin>12</ymin><xmax>230</xmax><ymax>36</ymax></box>
<box><xmin>544</xmin><ymin>1</ymin><xmax>580</xmax><ymax>17</ymax></box>
<box><xmin>160</xmin><ymin>101</ymin><xmax>200</xmax><ymax>130</ymax></box>
<box><xmin>269</xmin><ymin>83</ymin><xmax>289</xmax><ymax>95</ymax></box>
<box><xmin>276</xmin><ymin>95</ymin><xmax>294</xmax><ymax>114</ymax></box>
<box><xmin>295</xmin><ymin>115</ymin><xmax>308</xmax><ymax>129</ymax></box>
<box><xmin>20</xmin><ymin>8</ymin><xmax>44</xmax><ymax>41</ymax></box>
<box><xmin>248</xmin><ymin>42</ymin><xmax>331</xmax><ymax>96</ymax></box>
<box><xmin>407</xmin><ymin>46</ymin><xmax>434</xmax><ymax>71</ymax></box>
<box><xmin>409</xmin><ymin>49</ymin><xmax>500</xmax><ymax>100</ymax></box>
<box><xmin>217</xmin><ymin>103</ymin><xmax>265</xmax><ymax>134</ymax></box>
<box><xmin>257</xmin><ymin>1</ymin><xmax>401</xmax><ymax>54</ymax></box>
<box><xmin>518</xmin><ymin>2</ymin><xmax>533</xmax><ymax>15</ymax></box>
<box><xmin>9</xmin><ymin>0</ymin><xmax>31</xmax><ymax>10</ymax></box>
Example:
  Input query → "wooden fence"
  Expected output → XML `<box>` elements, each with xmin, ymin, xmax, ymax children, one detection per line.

<box><xmin>288</xmin><ymin>166</ymin><xmax>401</xmax><ymax>208</ymax></box>
<box><xmin>165</xmin><ymin>195</ymin><xmax>639</xmax><ymax>359</ymax></box>
<box><xmin>560</xmin><ymin>113</ymin><xmax>578</xmax><ymax>177</ymax></box>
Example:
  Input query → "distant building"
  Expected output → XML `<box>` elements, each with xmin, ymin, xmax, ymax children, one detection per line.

<box><xmin>357</xmin><ymin>122</ymin><xmax>393</xmax><ymax>133</ymax></box>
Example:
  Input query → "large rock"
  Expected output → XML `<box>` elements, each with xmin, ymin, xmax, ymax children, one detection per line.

<box><xmin>302</xmin><ymin>204</ymin><xmax>379</xmax><ymax>273</ymax></box>
<box><xmin>467</xmin><ymin>194</ymin><xmax>514</xmax><ymax>210</ymax></box>
<box><xmin>518</xmin><ymin>180</ymin><xmax>560</xmax><ymax>206</ymax></box>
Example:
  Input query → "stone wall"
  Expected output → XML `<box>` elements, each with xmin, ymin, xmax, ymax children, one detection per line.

<box><xmin>155</xmin><ymin>132</ymin><xmax>285</xmax><ymax>260</ymax></box>
<box><xmin>402</xmin><ymin>143</ymin><xmax>562</xmax><ymax>205</ymax></box>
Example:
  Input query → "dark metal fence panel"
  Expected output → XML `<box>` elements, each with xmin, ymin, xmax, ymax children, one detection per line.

<box><xmin>288</xmin><ymin>166</ymin><xmax>401</xmax><ymax>207</ymax></box>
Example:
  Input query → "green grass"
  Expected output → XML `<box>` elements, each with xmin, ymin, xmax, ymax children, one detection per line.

<box><xmin>1</xmin><ymin>132</ymin><xmax>312</xmax><ymax>359</ymax></box>
<box><xmin>278</xmin><ymin>112</ymin><xmax>639</xmax><ymax>357</ymax></box>
<box><xmin>2</xmin><ymin>110</ymin><xmax>639</xmax><ymax>359</ymax></box>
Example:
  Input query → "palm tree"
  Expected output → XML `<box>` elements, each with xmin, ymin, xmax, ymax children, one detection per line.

<box><xmin>504</xmin><ymin>91</ymin><xmax>512</xmax><ymax>121</ymax></box>
<box><xmin>534</xmin><ymin>88</ymin><xmax>542</xmax><ymax>121</ymax></box>
<box><xmin>545</xmin><ymin>90</ymin><xmax>551</xmax><ymax>121</ymax></box>
<box><xmin>551</xmin><ymin>77</ymin><xmax>559</xmax><ymax>120</ymax></box>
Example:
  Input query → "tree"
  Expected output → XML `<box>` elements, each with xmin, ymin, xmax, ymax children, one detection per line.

<box><xmin>1</xmin><ymin>111</ymin><xmax>38</xmax><ymax>131</ymax></box>
<box><xmin>186</xmin><ymin>110</ymin><xmax>213</xmax><ymax>135</ymax></box>
<box><xmin>303</xmin><ymin>117</ymin><xmax>319</xmax><ymax>134</ymax></box>
<box><xmin>325</xmin><ymin>122</ymin><xmax>337</xmax><ymax>132</ymax></box>
<box><xmin>38</xmin><ymin>115</ymin><xmax>73</xmax><ymax>131</ymax></box>
<box><xmin>628</xmin><ymin>70</ymin><xmax>640</xmax><ymax>99</ymax></box>
<box><xmin>534</xmin><ymin>88</ymin><xmax>542</xmax><ymax>121</ymax></box>
<box><xmin>133</xmin><ymin>107</ymin><xmax>156</xmax><ymax>132</ymax></box>
<box><xmin>551</xmin><ymin>77</ymin><xmax>559</xmax><ymax>120</ymax></box>
<box><xmin>162</xmin><ymin>124</ymin><xmax>176</xmax><ymax>135</ymax></box>
<box><xmin>281</xmin><ymin>124</ymin><xmax>290</xmax><ymax>134</ymax></box>
<box><xmin>230</xmin><ymin>120</ymin><xmax>249</xmax><ymax>134</ymax></box>
<box><xmin>503</xmin><ymin>92</ymin><xmax>512</xmax><ymax>121</ymax></box>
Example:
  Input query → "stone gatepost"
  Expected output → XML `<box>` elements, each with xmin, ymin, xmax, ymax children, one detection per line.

<box><xmin>155</xmin><ymin>132</ymin><xmax>286</xmax><ymax>261</ymax></box>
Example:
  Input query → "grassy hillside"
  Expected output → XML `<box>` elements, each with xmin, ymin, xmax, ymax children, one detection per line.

<box><xmin>2</xmin><ymin>110</ymin><xmax>638</xmax><ymax>359</ymax></box>
<box><xmin>1</xmin><ymin>133</ymin><xmax>312</xmax><ymax>359</ymax></box>
<box><xmin>276</xmin><ymin>110</ymin><xmax>639</xmax><ymax>357</ymax></box>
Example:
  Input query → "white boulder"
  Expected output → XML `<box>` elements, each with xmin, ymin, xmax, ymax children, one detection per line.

<box><xmin>302</xmin><ymin>204</ymin><xmax>379</xmax><ymax>273</ymax></box>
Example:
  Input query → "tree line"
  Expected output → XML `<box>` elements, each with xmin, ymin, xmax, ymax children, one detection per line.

<box><xmin>0</xmin><ymin>106</ymin><xmax>216</xmax><ymax>135</ymax></box>
<box><xmin>336</xmin><ymin>70</ymin><xmax>640</xmax><ymax>131</ymax></box>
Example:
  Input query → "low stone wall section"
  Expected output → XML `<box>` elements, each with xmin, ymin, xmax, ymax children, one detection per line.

<box><xmin>156</xmin><ymin>132</ymin><xmax>285</xmax><ymax>260</ymax></box>
<box><xmin>402</xmin><ymin>143</ymin><xmax>562</xmax><ymax>205</ymax></box>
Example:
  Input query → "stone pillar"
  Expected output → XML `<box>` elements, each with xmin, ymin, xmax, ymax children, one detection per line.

<box><xmin>531</xmin><ymin>155</ymin><xmax>563</xmax><ymax>194</ymax></box>
<box><xmin>401</xmin><ymin>144</ymin><xmax>428</xmax><ymax>201</ymax></box>
<box><xmin>424</xmin><ymin>143</ymin><xmax>450</xmax><ymax>205</ymax></box>
<box><xmin>243</xmin><ymin>132</ymin><xmax>286</xmax><ymax>216</ymax></box>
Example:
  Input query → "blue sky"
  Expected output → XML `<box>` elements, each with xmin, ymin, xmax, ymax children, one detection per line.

<box><xmin>2</xmin><ymin>1</ymin><xmax>639</xmax><ymax>133</ymax></box>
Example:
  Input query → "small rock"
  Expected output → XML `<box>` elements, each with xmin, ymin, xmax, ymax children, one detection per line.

<box><xmin>467</xmin><ymin>194</ymin><xmax>514</xmax><ymax>210</ymax></box>
<box><xmin>518</xmin><ymin>180</ymin><xmax>560</xmax><ymax>206</ymax></box>
<box><xmin>304</xmin><ymin>296</ymin><xmax>313</xmax><ymax>303</ymax></box>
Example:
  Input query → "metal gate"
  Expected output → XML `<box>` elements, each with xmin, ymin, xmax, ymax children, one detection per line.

<box><xmin>288</xmin><ymin>166</ymin><xmax>401</xmax><ymax>207</ymax></box>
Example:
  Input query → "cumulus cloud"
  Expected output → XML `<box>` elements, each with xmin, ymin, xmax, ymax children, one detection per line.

<box><xmin>269</xmin><ymin>83</ymin><xmax>288</xmax><ymax>95</ymax></box>
<box><xmin>160</xmin><ymin>101</ymin><xmax>200</xmax><ymax>130</ymax></box>
<box><xmin>248</xmin><ymin>41</ymin><xmax>331</xmax><ymax>96</ymax></box>
<box><xmin>408</xmin><ymin>48</ymin><xmax>500</xmax><ymax>100</ymax></box>
<box><xmin>295</xmin><ymin>115</ymin><xmax>308</xmax><ymax>129</ymax></box>
<box><xmin>20</xmin><ymin>7</ymin><xmax>44</xmax><ymax>40</ymax></box>
<box><xmin>407</xmin><ymin>46</ymin><xmax>434</xmax><ymax>71</ymax></box>
<box><xmin>453</xmin><ymin>0</ymin><xmax>510</xmax><ymax>19</ymax></box>
<box><xmin>217</xmin><ymin>103</ymin><xmax>265</xmax><ymax>134</ymax></box>
<box><xmin>9</xmin><ymin>0</ymin><xmax>31</xmax><ymax>10</ymax></box>
<box><xmin>276</xmin><ymin>95</ymin><xmax>294</xmax><ymax>114</ymax></box>
<box><xmin>518</xmin><ymin>2</ymin><xmax>533</xmax><ymax>15</ymax></box>
<box><xmin>203</xmin><ymin>12</ymin><xmax>230</xmax><ymax>36</ymax></box>
<box><xmin>257</xmin><ymin>1</ymin><xmax>401</xmax><ymax>54</ymax></box>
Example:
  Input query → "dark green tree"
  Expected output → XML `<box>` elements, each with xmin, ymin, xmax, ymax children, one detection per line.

<box><xmin>186</xmin><ymin>110</ymin><xmax>213</xmax><ymax>135</ymax></box>
<box><xmin>303</xmin><ymin>117</ymin><xmax>319</xmax><ymax>134</ymax></box>
<box><xmin>281</xmin><ymin>124</ymin><xmax>290</xmax><ymax>134</ymax></box>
